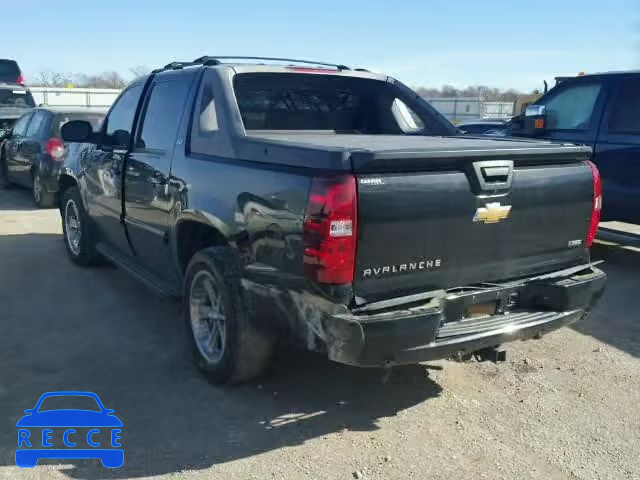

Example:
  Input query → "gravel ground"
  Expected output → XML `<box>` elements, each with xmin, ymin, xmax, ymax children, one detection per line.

<box><xmin>0</xmin><ymin>187</ymin><xmax>639</xmax><ymax>480</ymax></box>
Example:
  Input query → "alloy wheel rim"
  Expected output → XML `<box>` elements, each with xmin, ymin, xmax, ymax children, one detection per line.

<box><xmin>189</xmin><ymin>270</ymin><xmax>227</xmax><ymax>364</ymax></box>
<box><xmin>64</xmin><ymin>199</ymin><xmax>81</xmax><ymax>255</ymax></box>
<box><xmin>33</xmin><ymin>174</ymin><xmax>41</xmax><ymax>203</ymax></box>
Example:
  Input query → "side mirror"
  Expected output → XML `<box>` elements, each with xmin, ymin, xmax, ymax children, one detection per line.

<box><xmin>61</xmin><ymin>120</ymin><xmax>94</xmax><ymax>143</ymax></box>
<box><xmin>523</xmin><ymin>105</ymin><xmax>547</xmax><ymax>136</ymax></box>
<box><xmin>23</xmin><ymin>409</ymin><xmax>33</xmax><ymax>414</ymax></box>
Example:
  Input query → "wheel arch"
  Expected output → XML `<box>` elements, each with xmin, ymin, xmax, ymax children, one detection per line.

<box><xmin>173</xmin><ymin>212</ymin><xmax>233</xmax><ymax>273</ymax></box>
<box><xmin>58</xmin><ymin>172</ymin><xmax>79</xmax><ymax>209</ymax></box>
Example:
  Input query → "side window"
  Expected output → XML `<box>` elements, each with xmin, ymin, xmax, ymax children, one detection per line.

<box><xmin>539</xmin><ymin>82</ymin><xmax>602</xmax><ymax>130</ymax></box>
<box><xmin>391</xmin><ymin>98</ymin><xmax>424</xmax><ymax>133</ymax></box>
<box><xmin>26</xmin><ymin>111</ymin><xmax>47</xmax><ymax>137</ymax></box>
<box><xmin>12</xmin><ymin>113</ymin><xmax>32</xmax><ymax>136</ymax></box>
<box><xmin>104</xmin><ymin>85</ymin><xmax>143</xmax><ymax>148</ymax></box>
<box><xmin>137</xmin><ymin>78</ymin><xmax>191</xmax><ymax>151</ymax></box>
<box><xmin>190</xmin><ymin>71</ymin><xmax>220</xmax><ymax>155</ymax></box>
<box><xmin>607</xmin><ymin>78</ymin><xmax>640</xmax><ymax>134</ymax></box>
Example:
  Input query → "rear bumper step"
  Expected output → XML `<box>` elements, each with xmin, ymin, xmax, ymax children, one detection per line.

<box><xmin>321</xmin><ymin>266</ymin><xmax>606</xmax><ymax>367</ymax></box>
<box><xmin>437</xmin><ymin>310</ymin><xmax>574</xmax><ymax>339</ymax></box>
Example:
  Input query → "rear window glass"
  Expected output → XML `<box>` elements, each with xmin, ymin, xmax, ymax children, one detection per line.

<box><xmin>0</xmin><ymin>89</ymin><xmax>35</xmax><ymax>108</ymax></box>
<box><xmin>52</xmin><ymin>113</ymin><xmax>104</xmax><ymax>136</ymax></box>
<box><xmin>0</xmin><ymin>60</ymin><xmax>20</xmax><ymax>82</ymax></box>
<box><xmin>233</xmin><ymin>73</ymin><xmax>427</xmax><ymax>134</ymax></box>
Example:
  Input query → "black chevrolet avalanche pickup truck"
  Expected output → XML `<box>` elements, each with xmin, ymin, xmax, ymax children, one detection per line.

<box><xmin>58</xmin><ymin>56</ymin><xmax>606</xmax><ymax>384</ymax></box>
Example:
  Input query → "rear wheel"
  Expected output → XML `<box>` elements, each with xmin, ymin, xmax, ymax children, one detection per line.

<box><xmin>185</xmin><ymin>246</ymin><xmax>273</xmax><ymax>384</ymax></box>
<box><xmin>32</xmin><ymin>170</ymin><xmax>55</xmax><ymax>208</ymax></box>
<box><xmin>61</xmin><ymin>186</ymin><xmax>101</xmax><ymax>266</ymax></box>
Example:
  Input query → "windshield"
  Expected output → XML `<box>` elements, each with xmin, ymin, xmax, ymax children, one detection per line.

<box><xmin>233</xmin><ymin>73</ymin><xmax>428</xmax><ymax>134</ymax></box>
<box><xmin>0</xmin><ymin>89</ymin><xmax>35</xmax><ymax>109</ymax></box>
<box><xmin>37</xmin><ymin>395</ymin><xmax>101</xmax><ymax>412</ymax></box>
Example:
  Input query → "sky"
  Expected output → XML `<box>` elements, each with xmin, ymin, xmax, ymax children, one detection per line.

<box><xmin>3</xmin><ymin>0</ymin><xmax>638</xmax><ymax>92</ymax></box>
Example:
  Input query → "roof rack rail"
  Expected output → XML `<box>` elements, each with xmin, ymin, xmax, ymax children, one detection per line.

<box><xmin>152</xmin><ymin>58</ymin><xmax>220</xmax><ymax>73</ymax></box>
<box><xmin>193</xmin><ymin>56</ymin><xmax>349</xmax><ymax>70</ymax></box>
<box><xmin>153</xmin><ymin>56</ymin><xmax>349</xmax><ymax>74</ymax></box>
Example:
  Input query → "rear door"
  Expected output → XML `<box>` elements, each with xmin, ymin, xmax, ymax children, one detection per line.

<box><xmin>594</xmin><ymin>75</ymin><xmax>640</xmax><ymax>222</ymax></box>
<box><xmin>4</xmin><ymin>112</ymin><xmax>32</xmax><ymax>183</ymax></box>
<box><xmin>124</xmin><ymin>71</ymin><xmax>194</xmax><ymax>278</ymax></box>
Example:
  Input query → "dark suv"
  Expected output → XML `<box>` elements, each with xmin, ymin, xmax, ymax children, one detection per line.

<box><xmin>57</xmin><ymin>56</ymin><xmax>605</xmax><ymax>384</ymax></box>
<box><xmin>0</xmin><ymin>83</ymin><xmax>34</xmax><ymax>136</ymax></box>
<box><xmin>0</xmin><ymin>59</ymin><xmax>24</xmax><ymax>85</ymax></box>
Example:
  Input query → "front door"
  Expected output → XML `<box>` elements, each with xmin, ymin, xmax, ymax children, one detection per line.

<box><xmin>124</xmin><ymin>73</ymin><xmax>194</xmax><ymax>278</ymax></box>
<box><xmin>83</xmin><ymin>84</ymin><xmax>144</xmax><ymax>253</ymax></box>
<box><xmin>594</xmin><ymin>76</ymin><xmax>640</xmax><ymax>223</ymax></box>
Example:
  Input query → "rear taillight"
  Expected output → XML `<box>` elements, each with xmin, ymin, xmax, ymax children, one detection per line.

<box><xmin>586</xmin><ymin>161</ymin><xmax>602</xmax><ymax>247</ymax></box>
<box><xmin>45</xmin><ymin>138</ymin><xmax>65</xmax><ymax>161</ymax></box>
<box><xmin>303</xmin><ymin>175</ymin><xmax>357</xmax><ymax>284</ymax></box>
<box><xmin>16</xmin><ymin>74</ymin><xmax>25</xmax><ymax>86</ymax></box>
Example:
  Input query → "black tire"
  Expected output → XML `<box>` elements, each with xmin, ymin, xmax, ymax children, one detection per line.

<box><xmin>32</xmin><ymin>170</ymin><xmax>55</xmax><ymax>208</ymax></box>
<box><xmin>61</xmin><ymin>186</ymin><xmax>101</xmax><ymax>266</ymax></box>
<box><xmin>184</xmin><ymin>246</ymin><xmax>273</xmax><ymax>384</ymax></box>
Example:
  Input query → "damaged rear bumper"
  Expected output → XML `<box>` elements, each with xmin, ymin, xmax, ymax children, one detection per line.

<box><xmin>321</xmin><ymin>265</ymin><xmax>606</xmax><ymax>367</ymax></box>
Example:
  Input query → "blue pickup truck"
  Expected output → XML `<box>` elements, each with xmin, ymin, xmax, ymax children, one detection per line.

<box><xmin>511</xmin><ymin>71</ymin><xmax>640</xmax><ymax>224</ymax></box>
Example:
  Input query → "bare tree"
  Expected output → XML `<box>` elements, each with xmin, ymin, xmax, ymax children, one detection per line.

<box><xmin>34</xmin><ymin>70</ymin><xmax>73</xmax><ymax>87</ymax></box>
<box><xmin>415</xmin><ymin>84</ymin><xmax>523</xmax><ymax>101</ymax></box>
<box><xmin>31</xmin><ymin>70</ymin><xmax>128</xmax><ymax>89</ymax></box>
<box><xmin>74</xmin><ymin>71</ymin><xmax>126</xmax><ymax>89</ymax></box>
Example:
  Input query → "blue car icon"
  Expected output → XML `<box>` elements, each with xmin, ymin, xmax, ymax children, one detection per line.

<box><xmin>16</xmin><ymin>391</ymin><xmax>123</xmax><ymax>468</ymax></box>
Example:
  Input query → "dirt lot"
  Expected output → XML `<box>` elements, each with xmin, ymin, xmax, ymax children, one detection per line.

<box><xmin>1</xmin><ymin>188</ymin><xmax>639</xmax><ymax>480</ymax></box>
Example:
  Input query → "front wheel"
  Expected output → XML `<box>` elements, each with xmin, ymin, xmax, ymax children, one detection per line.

<box><xmin>61</xmin><ymin>186</ymin><xmax>101</xmax><ymax>266</ymax></box>
<box><xmin>185</xmin><ymin>246</ymin><xmax>273</xmax><ymax>384</ymax></box>
<box><xmin>33</xmin><ymin>170</ymin><xmax>55</xmax><ymax>208</ymax></box>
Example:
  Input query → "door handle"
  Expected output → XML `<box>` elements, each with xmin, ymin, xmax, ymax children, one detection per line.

<box><xmin>471</xmin><ymin>160</ymin><xmax>514</xmax><ymax>194</ymax></box>
<box><xmin>482</xmin><ymin>166</ymin><xmax>510</xmax><ymax>182</ymax></box>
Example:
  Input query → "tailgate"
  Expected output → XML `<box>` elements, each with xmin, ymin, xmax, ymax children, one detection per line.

<box><xmin>354</xmin><ymin>155</ymin><xmax>594</xmax><ymax>303</ymax></box>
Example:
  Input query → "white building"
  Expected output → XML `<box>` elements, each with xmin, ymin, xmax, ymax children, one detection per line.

<box><xmin>425</xmin><ymin>97</ymin><xmax>514</xmax><ymax>123</ymax></box>
<box><xmin>30</xmin><ymin>87</ymin><xmax>120</xmax><ymax>108</ymax></box>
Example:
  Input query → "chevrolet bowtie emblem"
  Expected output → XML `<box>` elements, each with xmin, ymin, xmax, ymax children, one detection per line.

<box><xmin>473</xmin><ymin>203</ymin><xmax>512</xmax><ymax>224</ymax></box>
